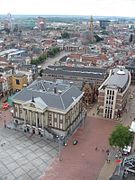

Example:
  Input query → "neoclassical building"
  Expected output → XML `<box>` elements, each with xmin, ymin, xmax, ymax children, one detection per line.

<box><xmin>98</xmin><ymin>67</ymin><xmax>131</xmax><ymax>119</ymax></box>
<box><xmin>12</xmin><ymin>80</ymin><xmax>84</xmax><ymax>137</ymax></box>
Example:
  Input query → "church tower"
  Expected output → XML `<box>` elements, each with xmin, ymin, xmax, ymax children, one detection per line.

<box><xmin>89</xmin><ymin>15</ymin><xmax>94</xmax><ymax>43</ymax></box>
<box><xmin>90</xmin><ymin>15</ymin><xmax>94</xmax><ymax>33</ymax></box>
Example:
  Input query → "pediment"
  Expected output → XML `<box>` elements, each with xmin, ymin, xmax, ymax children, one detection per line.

<box><xmin>23</xmin><ymin>97</ymin><xmax>47</xmax><ymax>111</ymax></box>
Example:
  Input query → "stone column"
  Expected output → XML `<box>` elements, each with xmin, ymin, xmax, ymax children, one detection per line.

<box><xmin>29</xmin><ymin>111</ymin><xmax>33</xmax><ymax>133</ymax></box>
<box><xmin>35</xmin><ymin>112</ymin><xmax>38</xmax><ymax>135</ymax></box>
<box><xmin>35</xmin><ymin>113</ymin><xmax>38</xmax><ymax>128</ymax></box>
<box><xmin>41</xmin><ymin>113</ymin><xmax>44</xmax><ymax>129</ymax></box>
<box><xmin>23</xmin><ymin>109</ymin><xmax>26</xmax><ymax>131</ymax></box>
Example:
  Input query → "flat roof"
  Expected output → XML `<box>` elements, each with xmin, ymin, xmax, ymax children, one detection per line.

<box><xmin>8</xmin><ymin>50</ymin><xmax>25</xmax><ymax>56</ymax></box>
<box><xmin>0</xmin><ymin>49</ymin><xmax>18</xmax><ymax>56</ymax></box>
<box><xmin>103</xmin><ymin>68</ymin><xmax>129</xmax><ymax>89</ymax></box>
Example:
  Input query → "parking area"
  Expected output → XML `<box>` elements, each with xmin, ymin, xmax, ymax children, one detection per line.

<box><xmin>0</xmin><ymin>128</ymin><xmax>58</xmax><ymax>180</ymax></box>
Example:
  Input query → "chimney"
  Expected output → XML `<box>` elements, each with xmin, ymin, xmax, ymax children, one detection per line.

<box><xmin>54</xmin><ymin>86</ymin><xmax>57</xmax><ymax>94</ymax></box>
<box><xmin>31</xmin><ymin>96</ymin><xmax>35</xmax><ymax>103</ymax></box>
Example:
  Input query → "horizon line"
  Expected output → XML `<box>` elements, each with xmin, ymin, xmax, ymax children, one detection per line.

<box><xmin>0</xmin><ymin>14</ymin><xmax>135</xmax><ymax>18</ymax></box>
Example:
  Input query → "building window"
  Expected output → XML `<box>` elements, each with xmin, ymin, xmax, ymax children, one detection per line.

<box><xmin>48</xmin><ymin>112</ymin><xmax>52</xmax><ymax>126</ymax></box>
<box><xmin>54</xmin><ymin>118</ymin><xmax>57</xmax><ymax>122</ymax></box>
<box><xmin>60</xmin><ymin>119</ymin><xmax>63</xmax><ymax>124</ymax></box>
<box><xmin>60</xmin><ymin>115</ymin><xmax>63</xmax><ymax>120</ymax></box>
<box><xmin>48</xmin><ymin>113</ymin><xmax>52</xmax><ymax>120</ymax></box>
<box><xmin>16</xmin><ymin>79</ymin><xmax>20</xmax><ymax>85</ymax></box>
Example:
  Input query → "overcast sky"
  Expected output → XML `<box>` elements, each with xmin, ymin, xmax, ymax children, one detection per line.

<box><xmin>0</xmin><ymin>0</ymin><xmax>135</xmax><ymax>17</ymax></box>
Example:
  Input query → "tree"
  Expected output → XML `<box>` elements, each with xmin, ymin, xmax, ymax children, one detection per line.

<box><xmin>61</xmin><ymin>32</ymin><xmax>70</xmax><ymax>39</ymax></box>
<box><xmin>109</xmin><ymin>124</ymin><xmax>134</xmax><ymax>150</ymax></box>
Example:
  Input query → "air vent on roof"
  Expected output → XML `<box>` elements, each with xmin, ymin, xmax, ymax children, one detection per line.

<box><xmin>58</xmin><ymin>90</ymin><xmax>62</xmax><ymax>94</ymax></box>
<box><xmin>72</xmin><ymin>97</ymin><xmax>76</xmax><ymax>101</ymax></box>
<box><xmin>117</xmin><ymin>69</ymin><xmax>125</xmax><ymax>75</ymax></box>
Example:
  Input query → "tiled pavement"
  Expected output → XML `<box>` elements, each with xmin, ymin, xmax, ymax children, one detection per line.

<box><xmin>0</xmin><ymin>128</ymin><xmax>58</xmax><ymax>180</ymax></box>
<box><xmin>97</xmin><ymin>85</ymin><xmax>135</xmax><ymax>179</ymax></box>
<box><xmin>41</xmin><ymin>116</ymin><xmax>116</xmax><ymax>180</ymax></box>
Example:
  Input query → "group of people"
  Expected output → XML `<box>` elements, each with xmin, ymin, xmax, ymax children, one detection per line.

<box><xmin>95</xmin><ymin>147</ymin><xmax>111</xmax><ymax>163</ymax></box>
<box><xmin>95</xmin><ymin>147</ymin><xmax>110</xmax><ymax>154</ymax></box>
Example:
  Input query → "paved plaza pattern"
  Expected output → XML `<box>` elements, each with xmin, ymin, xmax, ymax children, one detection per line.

<box><xmin>0</xmin><ymin>128</ymin><xmax>58</xmax><ymax>180</ymax></box>
<box><xmin>41</xmin><ymin>116</ymin><xmax>116</xmax><ymax>180</ymax></box>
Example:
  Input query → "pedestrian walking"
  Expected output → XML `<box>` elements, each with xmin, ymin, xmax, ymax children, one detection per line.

<box><xmin>106</xmin><ymin>149</ymin><xmax>110</xmax><ymax>155</ymax></box>
<box><xmin>106</xmin><ymin>158</ymin><xmax>110</xmax><ymax>163</ymax></box>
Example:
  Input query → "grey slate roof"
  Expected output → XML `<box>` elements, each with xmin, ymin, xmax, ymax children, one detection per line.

<box><xmin>44</xmin><ymin>66</ymin><xmax>107</xmax><ymax>79</ymax></box>
<box><xmin>13</xmin><ymin>80</ymin><xmax>83</xmax><ymax>111</ymax></box>
<box><xmin>103</xmin><ymin>68</ymin><xmax>129</xmax><ymax>89</ymax></box>
<box><xmin>47</xmin><ymin>65</ymin><xmax>107</xmax><ymax>73</ymax></box>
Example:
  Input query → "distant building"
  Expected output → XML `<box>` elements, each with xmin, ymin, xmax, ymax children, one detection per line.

<box><xmin>99</xmin><ymin>20</ymin><xmax>110</xmax><ymax>29</ymax></box>
<box><xmin>98</xmin><ymin>67</ymin><xmax>131</xmax><ymax>119</ymax></box>
<box><xmin>126</xmin><ymin>59</ymin><xmax>135</xmax><ymax>85</ymax></box>
<box><xmin>42</xmin><ymin>65</ymin><xmax>107</xmax><ymax>87</ymax></box>
<box><xmin>12</xmin><ymin>73</ymin><xmax>28</xmax><ymax>92</ymax></box>
<box><xmin>37</xmin><ymin>17</ymin><xmax>46</xmax><ymax>31</ymax></box>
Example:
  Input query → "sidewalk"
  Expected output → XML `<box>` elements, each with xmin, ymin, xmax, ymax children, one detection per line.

<box><xmin>97</xmin><ymin>161</ymin><xmax>116</xmax><ymax>180</ymax></box>
<box><xmin>97</xmin><ymin>86</ymin><xmax>135</xmax><ymax>180</ymax></box>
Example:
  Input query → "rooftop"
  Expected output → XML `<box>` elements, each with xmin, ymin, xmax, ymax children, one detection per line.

<box><xmin>44</xmin><ymin>66</ymin><xmax>107</xmax><ymax>80</ymax></box>
<box><xmin>102</xmin><ymin>68</ymin><xmax>129</xmax><ymax>90</ymax></box>
<box><xmin>13</xmin><ymin>73</ymin><xmax>26</xmax><ymax>78</ymax></box>
<box><xmin>13</xmin><ymin>80</ymin><xmax>83</xmax><ymax>111</ymax></box>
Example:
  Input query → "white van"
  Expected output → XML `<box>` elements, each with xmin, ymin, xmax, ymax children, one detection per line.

<box><xmin>122</xmin><ymin>146</ymin><xmax>132</xmax><ymax>155</ymax></box>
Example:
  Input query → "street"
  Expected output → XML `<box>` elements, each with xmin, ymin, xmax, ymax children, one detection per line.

<box><xmin>42</xmin><ymin>51</ymin><xmax>70</xmax><ymax>69</ymax></box>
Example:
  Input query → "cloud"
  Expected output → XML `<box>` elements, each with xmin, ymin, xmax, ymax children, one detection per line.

<box><xmin>0</xmin><ymin>0</ymin><xmax>135</xmax><ymax>17</ymax></box>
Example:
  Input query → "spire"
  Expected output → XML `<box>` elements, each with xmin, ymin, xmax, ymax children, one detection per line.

<box><xmin>90</xmin><ymin>15</ymin><xmax>94</xmax><ymax>33</ymax></box>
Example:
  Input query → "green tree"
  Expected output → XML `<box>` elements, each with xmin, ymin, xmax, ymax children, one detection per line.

<box><xmin>109</xmin><ymin>124</ymin><xmax>134</xmax><ymax>150</ymax></box>
<box><xmin>61</xmin><ymin>32</ymin><xmax>70</xmax><ymax>39</ymax></box>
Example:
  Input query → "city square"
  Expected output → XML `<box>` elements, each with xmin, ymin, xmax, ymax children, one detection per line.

<box><xmin>0</xmin><ymin>127</ymin><xmax>58</xmax><ymax>180</ymax></box>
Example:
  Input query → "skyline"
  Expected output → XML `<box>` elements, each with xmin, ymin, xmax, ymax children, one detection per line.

<box><xmin>0</xmin><ymin>0</ymin><xmax>135</xmax><ymax>17</ymax></box>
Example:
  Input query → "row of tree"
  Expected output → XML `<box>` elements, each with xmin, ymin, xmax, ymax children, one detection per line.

<box><xmin>31</xmin><ymin>47</ymin><xmax>60</xmax><ymax>65</ymax></box>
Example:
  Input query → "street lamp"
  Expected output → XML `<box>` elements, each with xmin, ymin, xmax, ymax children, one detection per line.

<box><xmin>57</xmin><ymin>135</ymin><xmax>64</xmax><ymax>161</ymax></box>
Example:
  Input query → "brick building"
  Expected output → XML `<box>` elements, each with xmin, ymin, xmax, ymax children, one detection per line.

<box><xmin>98</xmin><ymin>67</ymin><xmax>131</xmax><ymax>119</ymax></box>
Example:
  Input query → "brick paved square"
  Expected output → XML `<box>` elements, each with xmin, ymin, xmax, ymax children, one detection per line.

<box><xmin>41</xmin><ymin>116</ymin><xmax>116</xmax><ymax>180</ymax></box>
